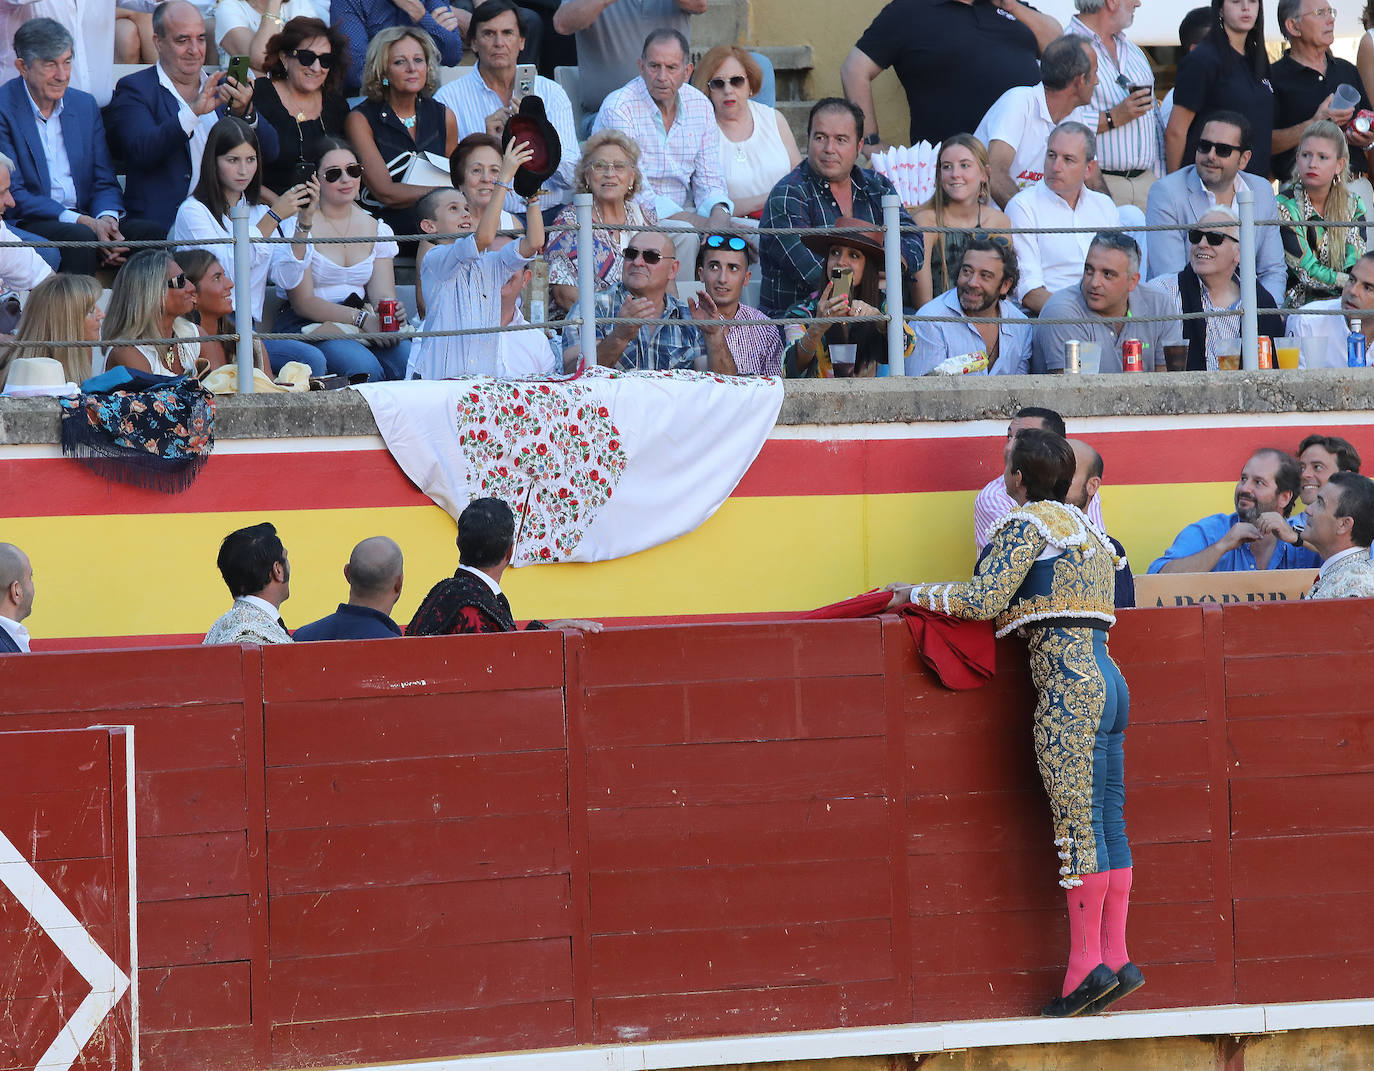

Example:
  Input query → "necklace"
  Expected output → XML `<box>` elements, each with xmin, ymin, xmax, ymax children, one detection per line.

<box><xmin>400</xmin><ymin>114</ymin><xmax>417</xmax><ymax>130</ymax></box>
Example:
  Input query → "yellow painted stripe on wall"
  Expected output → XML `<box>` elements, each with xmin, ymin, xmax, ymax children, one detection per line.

<box><xmin>12</xmin><ymin>481</ymin><xmax>1247</xmax><ymax>639</ymax></box>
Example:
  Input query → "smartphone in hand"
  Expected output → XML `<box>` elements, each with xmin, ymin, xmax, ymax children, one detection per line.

<box><xmin>829</xmin><ymin>266</ymin><xmax>854</xmax><ymax>304</ymax></box>
<box><xmin>226</xmin><ymin>54</ymin><xmax>251</xmax><ymax>87</ymax></box>
<box><xmin>514</xmin><ymin>63</ymin><xmax>536</xmax><ymax>102</ymax></box>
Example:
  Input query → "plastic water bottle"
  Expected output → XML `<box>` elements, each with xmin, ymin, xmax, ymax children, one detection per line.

<box><xmin>1348</xmin><ymin>319</ymin><xmax>1367</xmax><ymax>368</ymax></box>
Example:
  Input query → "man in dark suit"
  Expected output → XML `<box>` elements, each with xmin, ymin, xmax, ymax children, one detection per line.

<box><xmin>0</xmin><ymin>543</ymin><xmax>35</xmax><ymax>654</ymax></box>
<box><xmin>0</xmin><ymin>19</ymin><xmax>164</xmax><ymax>275</ymax></box>
<box><xmin>294</xmin><ymin>537</ymin><xmax>407</xmax><ymax>642</ymax></box>
<box><xmin>105</xmin><ymin>0</ymin><xmax>276</xmax><ymax>235</ymax></box>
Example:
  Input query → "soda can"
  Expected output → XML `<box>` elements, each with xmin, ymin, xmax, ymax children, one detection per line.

<box><xmin>1122</xmin><ymin>338</ymin><xmax>1143</xmax><ymax>372</ymax></box>
<box><xmin>1064</xmin><ymin>339</ymin><xmax>1082</xmax><ymax>374</ymax></box>
<box><xmin>378</xmin><ymin>299</ymin><xmax>401</xmax><ymax>332</ymax></box>
<box><xmin>1257</xmin><ymin>336</ymin><xmax>1273</xmax><ymax>369</ymax></box>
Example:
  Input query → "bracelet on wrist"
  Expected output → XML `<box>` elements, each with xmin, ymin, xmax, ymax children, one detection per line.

<box><xmin>494</xmin><ymin>180</ymin><xmax>514</xmax><ymax>191</ymax></box>
<box><xmin>265</xmin><ymin>208</ymin><xmax>283</xmax><ymax>226</ymax></box>
<box><xmin>264</xmin><ymin>11</ymin><xmax>284</xmax><ymax>23</ymax></box>
<box><xmin>1105</xmin><ymin>109</ymin><xmax>1116</xmax><ymax>130</ymax></box>
<box><xmin>354</xmin><ymin>308</ymin><xmax>368</xmax><ymax>328</ymax></box>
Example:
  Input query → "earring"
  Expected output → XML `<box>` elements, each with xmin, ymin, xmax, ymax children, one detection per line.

<box><xmin>382</xmin><ymin>76</ymin><xmax>389</xmax><ymax>86</ymax></box>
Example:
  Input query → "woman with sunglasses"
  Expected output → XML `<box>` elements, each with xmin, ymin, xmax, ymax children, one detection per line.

<box><xmin>780</xmin><ymin>216</ymin><xmax>914</xmax><ymax>378</ymax></box>
<box><xmin>692</xmin><ymin>45</ymin><xmax>800</xmax><ymax>220</ymax></box>
<box><xmin>912</xmin><ymin>134</ymin><xmax>1012</xmax><ymax>308</ymax></box>
<box><xmin>276</xmin><ymin>137</ymin><xmax>412</xmax><ymax>381</ymax></box>
<box><xmin>1141</xmin><ymin>207</ymin><xmax>1285</xmax><ymax>369</ymax></box>
<box><xmin>177</xmin><ymin>249</ymin><xmax>272</xmax><ymax>374</ymax></box>
<box><xmin>546</xmin><ymin>129</ymin><xmax>657</xmax><ymax>318</ymax></box>
<box><xmin>344</xmin><ymin>27</ymin><xmax>459</xmax><ymax>247</ymax></box>
<box><xmin>99</xmin><ymin>251</ymin><xmax>202</xmax><ymax>377</ymax></box>
<box><xmin>218</xmin><ymin>0</ymin><xmax>327</xmax><ymax>76</ymax></box>
<box><xmin>0</xmin><ymin>274</ymin><xmax>103</xmax><ymax>388</ymax></box>
<box><xmin>169</xmin><ymin>116</ymin><xmax>328</xmax><ymax>376</ymax></box>
<box><xmin>254</xmin><ymin>17</ymin><xmax>350</xmax><ymax>195</ymax></box>
<box><xmin>1166</xmin><ymin>0</ymin><xmax>1273</xmax><ymax>175</ymax></box>
<box><xmin>1276</xmin><ymin>120</ymin><xmax>1368</xmax><ymax>307</ymax></box>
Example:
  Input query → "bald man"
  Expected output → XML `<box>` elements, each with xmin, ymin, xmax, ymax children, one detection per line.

<box><xmin>0</xmin><ymin>542</ymin><xmax>35</xmax><ymax>653</ymax></box>
<box><xmin>1066</xmin><ymin>439</ymin><xmax>1135</xmax><ymax>609</ymax></box>
<box><xmin>294</xmin><ymin>537</ymin><xmax>406</xmax><ymax>642</ymax></box>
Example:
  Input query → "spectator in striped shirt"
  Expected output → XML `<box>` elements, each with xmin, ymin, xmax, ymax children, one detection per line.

<box><xmin>1066</xmin><ymin>0</ymin><xmax>1165</xmax><ymax>212</ymax></box>
<box><xmin>974</xmin><ymin>407</ymin><xmax>1105</xmax><ymax>550</ymax></box>
<box><xmin>694</xmin><ymin>233</ymin><xmax>782</xmax><ymax>376</ymax></box>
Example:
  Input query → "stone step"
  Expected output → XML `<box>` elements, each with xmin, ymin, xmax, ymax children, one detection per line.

<box><xmin>693</xmin><ymin>0</ymin><xmax>747</xmax><ymax>50</ymax></box>
<box><xmin>777</xmin><ymin>99</ymin><xmax>818</xmax><ymax>145</ymax></box>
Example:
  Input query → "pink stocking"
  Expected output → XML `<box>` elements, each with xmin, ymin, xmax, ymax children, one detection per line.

<box><xmin>1100</xmin><ymin>866</ymin><xmax>1133</xmax><ymax>972</ymax></box>
<box><xmin>1063</xmin><ymin>871</ymin><xmax>1110</xmax><ymax>996</ymax></box>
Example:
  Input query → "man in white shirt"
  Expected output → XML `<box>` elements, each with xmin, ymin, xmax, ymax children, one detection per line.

<box><xmin>978</xmin><ymin>35</ymin><xmax>1098</xmax><ymax>208</ymax></box>
<box><xmin>1290</xmin><ymin>250</ymin><xmax>1374</xmax><ymax>368</ymax></box>
<box><xmin>0</xmin><ymin>543</ymin><xmax>35</xmax><ymax>654</ymax></box>
<box><xmin>0</xmin><ymin>0</ymin><xmax>115</xmax><ymax>106</ymax></box>
<box><xmin>436</xmin><ymin>0</ymin><xmax>579</xmax><ymax>220</ymax></box>
<box><xmin>204</xmin><ymin>523</ymin><xmax>294</xmax><ymax>646</ymax></box>
<box><xmin>1007</xmin><ymin>121</ymin><xmax>1121</xmax><ymax>313</ymax></box>
<box><xmin>0</xmin><ymin>153</ymin><xmax>56</xmax><ymax>286</ymax></box>
<box><xmin>1066</xmin><ymin>0</ymin><xmax>1164</xmax><ymax>211</ymax></box>
<box><xmin>495</xmin><ymin>264</ymin><xmax>559</xmax><ymax>376</ymax></box>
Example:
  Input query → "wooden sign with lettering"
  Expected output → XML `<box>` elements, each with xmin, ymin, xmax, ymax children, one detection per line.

<box><xmin>1136</xmin><ymin>570</ymin><xmax>1319</xmax><ymax>608</ymax></box>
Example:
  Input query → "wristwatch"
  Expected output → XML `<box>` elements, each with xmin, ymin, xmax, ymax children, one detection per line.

<box><xmin>863</xmin><ymin>133</ymin><xmax>881</xmax><ymax>147</ymax></box>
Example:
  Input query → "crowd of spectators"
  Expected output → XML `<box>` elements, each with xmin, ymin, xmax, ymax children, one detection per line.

<box><xmin>4</xmin><ymin>0</ymin><xmax>1374</xmax><ymax>386</ymax></box>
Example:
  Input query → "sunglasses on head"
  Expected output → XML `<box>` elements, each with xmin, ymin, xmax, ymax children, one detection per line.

<box><xmin>1189</xmin><ymin>228</ymin><xmax>1237</xmax><ymax>246</ymax></box>
<box><xmin>707</xmin><ymin>75</ymin><xmax>747</xmax><ymax>91</ymax></box>
<box><xmin>623</xmin><ymin>246</ymin><xmax>666</xmax><ymax>264</ymax></box>
<box><xmin>322</xmin><ymin>163</ymin><xmax>364</xmax><ymax>182</ymax></box>
<box><xmin>290</xmin><ymin>48</ymin><xmax>334</xmax><ymax>70</ymax></box>
<box><xmin>705</xmin><ymin>234</ymin><xmax>748</xmax><ymax>252</ymax></box>
<box><xmin>970</xmin><ymin>229</ymin><xmax>1011</xmax><ymax>249</ymax></box>
<box><xmin>167</xmin><ymin>272</ymin><xmax>188</xmax><ymax>289</ymax></box>
<box><xmin>1197</xmin><ymin>138</ymin><xmax>1242</xmax><ymax>159</ymax></box>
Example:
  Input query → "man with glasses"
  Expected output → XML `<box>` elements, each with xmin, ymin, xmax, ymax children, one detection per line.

<box><xmin>560</xmin><ymin>230</ymin><xmax>736</xmax><ymax>373</ymax></box>
<box><xmin>1271</xmin><ymin>0</ymin><xmax>1373</xmax><ymax>185</ymax></box>
<box><xmin>1066</xmin><ymin>0</ymin><xmax>1164</xmax><ymax>211</ymax></box>
<box><xmin>1144</xmin><ymin>110</ymin><xmax>1284</xmax><ymax>297</ymax></box>
<box><xmin>908</xmin><ymin>234</ymin><xmax>1032</xmax><ymax>375</ymax></box>
<box><xmin>694</xmin><ymin>233</ymin><xmax>781</xmax><ymax>375</ymax></box>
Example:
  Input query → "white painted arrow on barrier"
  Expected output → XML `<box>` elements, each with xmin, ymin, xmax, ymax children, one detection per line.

<box><xmin>0</xmin><ymin>829</ymin><xmax>131</xmax><ymax>1071</ymax></box>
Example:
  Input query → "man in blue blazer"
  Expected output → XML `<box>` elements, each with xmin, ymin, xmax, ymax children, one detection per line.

<box><xmin>1144</xmin><ymin>109</ymin><xmax>1286</xmax><ymax>300</ymax></box>
<box><xmin>105</xmin><ymin>0</ymin><xmax>277</xmax><ymax>236</ymax></box>
<box><xmin>0</xmin><ymin>543</ymin><xmax>35</xmax><ymax>655</ymax></box>
<box><xmin>0</xmin><ymin>19</ymin><xmax>165</xmax><ymax>275</ymax></box>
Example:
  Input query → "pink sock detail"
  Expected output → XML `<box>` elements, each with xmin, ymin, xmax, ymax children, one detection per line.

<box><xmin>1063</xmin><ymin>871</ymin><xmax>1110</xmax><ymax>996</ymax></box>
<box><xmin>1101</xmin><ymin>866</ymin><xmax>1133</xmax><ymax>972</ymax></box>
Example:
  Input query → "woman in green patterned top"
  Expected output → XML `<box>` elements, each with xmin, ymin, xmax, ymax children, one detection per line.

<box><xmin>1276</xmin><ymin>119</ymin><xmax>1367</xmax><ymax>307</ymax></box>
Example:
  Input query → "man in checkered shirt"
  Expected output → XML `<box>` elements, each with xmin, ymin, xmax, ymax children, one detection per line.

<box><xmin>695</xmin><ymin>234</ymin><xmax>782</xmax><ymax>376</ymax></box>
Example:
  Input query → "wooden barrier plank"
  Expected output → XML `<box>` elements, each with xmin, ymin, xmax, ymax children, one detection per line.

<box><xmin>0</xmin><ymin>790</ymin><xmax>111</xmax><ymax>860</ymax></box>
<box><xmin>270</xmin><ymin>1000</ymin><xmax>575</xmax><ymax>1066</ymax></box>
<box><xmin>267</xmin><ymin>813</ymin><xmax>570</xmax><ymax>894</ymax></box>
<box><xmin>136</xmin><ymin>767</ymin><xmax>247</xmax><ymax>837</ymax></box>
<box><xmin>1231</xmin><ymin>831</ymin><xmax>1374</xmax><ymax>897</ymax></box>
<box><xmin>1234</xmin><ymin>892</ymin><xmax>1374</xmax><ymax>960</ymax></box>
<box><xmin>1224</xmin><ymin>653</ymin><xmax>1374</xmax><ymax>716</ymax></box>
<box><xmin>589</xmin><ymin>859</ymin><xmax>892</xmax><ymax>933</ymax></box>
<box><xmin>589</xmin><ymin>918</ymin><xmax>893</xmax><ymax>996</ymax></box>
<box><xmin>265</xmin><ymin>691</ymin><xmax>567</xmax><ymax>767</ymax></box>
<box><xmin>1221</xmin><ymin>598</ymin><xmax>1374</xmax><ymax>658</ymax></box>
<box><xmin>266</xmin><ymin>751</ymin><xmax>567</xmax><ymax>829</ymax></box>
<box><xmin>881</xmin><ymin>617</ymin><xmax>914</xmax><ymax>1025</ymax></box>
<box><xmin>0</xmin><ymin>646</ymin><xmax>246</xmax><ymax>711</ymax></box>
<box><xmin>271</xmin><ymin>938</ymin><xmax>573</xmax><ymax>1022</ymax></box>
<box><xmin>137</xmin><ymin>832</ymin><xmax>249</xmax><ymax>901</ymax></box>
<box><xmin>0</xmin><ymin>857</ymin><xmax>114</xmax><ymax>934</ymax></box>
<box><xmin>586</xmin><ymin>738</ymin><xmax>887</xmax><ymax>808</ymax></box>
<box><xmin>1232</xmin><ymin>773</ymin><xmax>1374</xmax><ymax>837</ymax></box>
<box><xmin>139</xmin><ymin>1025</ymin><xmax>256</xmax><ymax>1071</ymax></box>
<box><xmin>587</xmin><ymin>799</ymin><xmax>890</xmax><ymax>871</ymax></box>
<box><xmin>0</xmin><ymin>705</ymin><xmax>245</xmax><ymax>772</ymax></box>
<box><xmin>270</xmin><ymin>876</ymin><xmax>572</xmax><ymax>959</ymax></box>
<box><xmin>138</xmin><ymin>962</ymin><xmax>252</xmax><ymax>1031</ymax></box>
<box><xmin>1229</xmin><ymin>712</ymin><xmax>1374</xmax><ymax>776</ymax></box>
<box><xmin>591</xmin><ymin>979</ymin><xmax>901</xmax><ymax>1043</ymax></box>
<box><xmin>260</xmin><ymin>632</ymin><xmax>564</xmax><ymax>702</ymax></box>
<box><xmin>1235</xmin><ymin>953</ymin><xmax>1374</xmax><ymax>1004</ymax></box>
<box><xmin>138</xmin><ymin>897</ymin><xmax>251</xmax><ymax>967</ymax></box>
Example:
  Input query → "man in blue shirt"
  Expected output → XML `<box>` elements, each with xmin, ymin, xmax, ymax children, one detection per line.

<box><xmin>294</xmin><ymin>537</ymin><xmax>406</xmax><ymax>642</ymax></box>
<box><xmin>1148</xmin><ymin>448</ymin><xmax>1323</xmax><ymax>574</ymax></box>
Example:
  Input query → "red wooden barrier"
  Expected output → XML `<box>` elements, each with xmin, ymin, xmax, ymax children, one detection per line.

<box><xmin>1</xmin><ymin>602</ymin><xmax>1372</xmax><ymax>1069</ymax></box>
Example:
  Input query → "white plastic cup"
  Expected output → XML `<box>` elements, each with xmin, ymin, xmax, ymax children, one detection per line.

<box><xmin>1334</xmin><ymin>83</ymin><xmax>1361</xmax><ymax>111</ymax></box>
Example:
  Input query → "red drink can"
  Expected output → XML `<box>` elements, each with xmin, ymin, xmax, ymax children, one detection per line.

<box><xmin>378</xmin><ymin>299</ymin><xmax>401</xmax><ymax>332</ymax></box>
<box><xmin>1257</xmin><ymin>336</ymin><xmax>1274</xmax><ymax>369</ymax></box>
<box><xmin>1122</xmin><ymin>338</ymin><xmax>1143</xmax><ymax>372</ymax></box>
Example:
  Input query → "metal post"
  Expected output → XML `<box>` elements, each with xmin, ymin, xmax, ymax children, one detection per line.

<box><xmin>575</xmin><ymin>193</ymin><xmax>597</xmax><ymax>368</ymax></box>
<box><xmin>231</xmin><ymin>203</ymin><xmax>255</xmax><ymax>393</ymax></box>
<box><xmin>1237</xmin><ymin>186</ymin><xmax>1259</xmax><ymax>372</ymax></box>
<box><xmin>882</xmin><ymin>194</ymin><xmax>905</xmax><ymax>376</ymax></box>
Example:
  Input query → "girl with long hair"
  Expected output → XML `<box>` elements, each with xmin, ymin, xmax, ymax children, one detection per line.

<box><xmin>0</xmin><ymin>274</ymin><xmax>103</xmax><ymax>387</ymax></box>
<box><xmin>177</xmin><ymin>249</ymin><xmax>271</xmax><ymax>373</ymax></box>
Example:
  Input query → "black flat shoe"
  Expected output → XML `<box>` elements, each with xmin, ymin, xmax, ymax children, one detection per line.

<box><xmin>1084</xmin><ymin>962</ymin><xmax>1146</xmax><ymax>1015</ymax></box>
<box><xmin>1041</xmin><ymin>963</ymin><xmax>1119</xmax><ymax>1017</ymax></box>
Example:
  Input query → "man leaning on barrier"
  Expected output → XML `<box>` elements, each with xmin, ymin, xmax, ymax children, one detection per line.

<box><xmin>1032</xmin><ymin>231</ymin><xmax>1181</xmax><ymax>373</ymax></box>
<box><xmin>1299</xmin><ymin>472</ymin><xmax>1374</xmax><ymax>598</ymax></box>
<box><xmin>204</xmin><ymin>523</ymin><xmax>294</xmax><ymax>646</ymax></box>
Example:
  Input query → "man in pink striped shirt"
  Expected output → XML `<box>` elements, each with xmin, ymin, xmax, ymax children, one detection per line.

<box><xmin>974</xmin><ymin>406</ymin><xmax>1106</xmax><ymax>550</ymax></box>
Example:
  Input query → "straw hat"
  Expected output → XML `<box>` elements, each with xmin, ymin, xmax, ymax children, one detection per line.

<box><xmin>800</xmin><ymin>216</ymin><xmax>902</xmax><ymax>269</ymax></box>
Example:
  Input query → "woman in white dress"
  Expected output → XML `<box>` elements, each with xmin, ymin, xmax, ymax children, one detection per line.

<box><xmin>693</xmin><ymin>45</ymin><xmax>800</xmax><ymax>219</ymax></box>
<box><xmin>99</xmin><ymin>250</ymin><xmax>203</xmax><ymax>377</ymax></box>
<box><xmin>277</xmin><ymin>137</ymin><xmax>411</xmax><ymax>380</ymax></box>
<box><xmin>216</xmin><ymin>0</ymin><xmax>328</xmax><ymax>74</ymax></box>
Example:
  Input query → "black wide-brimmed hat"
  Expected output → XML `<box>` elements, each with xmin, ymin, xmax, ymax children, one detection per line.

<box><xmin>501</xmin><ymin>95</ymin><xmax>562</xmax><ymax>199</ymax></box>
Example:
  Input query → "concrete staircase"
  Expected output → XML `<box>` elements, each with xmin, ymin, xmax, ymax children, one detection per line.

<box><xmin>692</xmin><ymin>0</ymin><xmax>815</xmax><ymax>143</ymax></box>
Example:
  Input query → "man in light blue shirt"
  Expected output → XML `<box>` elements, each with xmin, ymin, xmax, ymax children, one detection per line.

<box><xmin>908</xmin><ymin>234</ymin><xmax>1031</xmax><ymax>375</ymax></box>
<box><xmin>1148</xmin><ymin>448</ymin><xmax>1324</xmax><ymax>574</ymax></box>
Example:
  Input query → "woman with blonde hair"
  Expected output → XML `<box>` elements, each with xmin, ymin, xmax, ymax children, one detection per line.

<box><xmin>1276</xmin><ymin>119</ymin><xmax>1368</xmax><ymax>307</ymax></box>
<box><xmin>545</xmin><ymin>128</ymin><xmax>658</xmax><ymax>317</ymax></box>
<box><xmin>912</xmin><ymin>134</ymin><xmax>1011</xmax><ymax>308</ymax></box>
<box><xmin>693</xmin><ymin>44</ymin><xmax>800</xmax><ymax>219</ymax></box>
<box><xmin>99</xmin><ymin>250</ymin><xmax>202</xmax><ymax>377</ymax></box>
<box><xmin>0</xmin><ymin>274</ymin><xmax>104</xmax><ymax>388</ymax></box>
<box><xmin>343</xmin><ymin>26</ymin><xmax>458</xmax><ymax>244</ymax></box>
